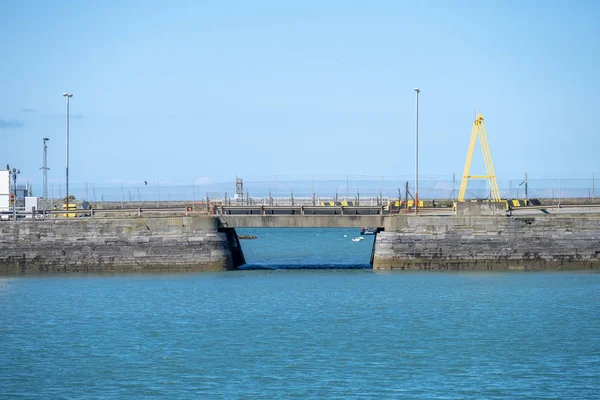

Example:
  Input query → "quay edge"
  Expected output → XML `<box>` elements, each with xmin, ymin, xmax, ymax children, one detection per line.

<box><xmin>0</xmin><ymin>216</ymin><xmax>245</xmax><ymax>274</ymax></box>
<box><xmin>373</xmin><ymin>214</ymin><xmax>600</xmax><ymax>270</ymax></box>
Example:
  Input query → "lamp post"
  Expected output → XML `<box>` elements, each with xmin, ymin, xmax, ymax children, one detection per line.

<box><xmin>62</xmin><ymin>93</ymin><xmax>73</xmax><ymax>212</ymax></box>
<box><xmin>414</xmin><ymin>88</ymin><xmax>420</xmax><ymax>214</ymax></box>
<box><xmin>11</xmin><ymin>167</ymin><xmax>20</xmax><ymax>222</ymax></box>
<box><xmin>41</xmin><ymin>137</ymin><xmax>50</xmax><ymax>203</ymax></box>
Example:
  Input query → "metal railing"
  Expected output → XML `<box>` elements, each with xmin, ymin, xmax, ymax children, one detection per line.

<box><xmin>16</xmin><ymin>173</ymin><xmax>600</xmax><ymax>208</ymax></box>
<box><xmin>5</xmin><ymin>202</ymin><xmax>600</xmax><ymax>222</ymax></box>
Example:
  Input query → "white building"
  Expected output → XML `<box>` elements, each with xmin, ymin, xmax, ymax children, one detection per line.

<box><xmin>0</xmin><ymin>169</ymin><xmax>9</xmax><ymax>213</ymax></box>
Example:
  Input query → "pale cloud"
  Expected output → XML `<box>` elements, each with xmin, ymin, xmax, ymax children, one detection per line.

<box><xmin>0</xmin><ymin>119</ymin><xmax>24</xmax><ymax>129</ymax></box>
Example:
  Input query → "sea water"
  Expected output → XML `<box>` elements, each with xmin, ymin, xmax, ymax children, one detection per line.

<box><xmin>1</xmin><ymin>228</ymin><xmax>599</xmax><ymax>399</ymax></box>
<box><xmin>237</xmin><ymin>227</ymin><xmax>375</xmax><ymax>268</ymax></box>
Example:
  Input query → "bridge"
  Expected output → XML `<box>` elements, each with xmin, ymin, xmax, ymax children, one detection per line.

<box><xmin>220</xmin><ymin>213</ymin><xmax>388</xmax><ymax>228</ymax></box>
<box><xmin>217</xmin><ymin>204</ymin><xmax>430</xmax><ymax>228</ymax></box>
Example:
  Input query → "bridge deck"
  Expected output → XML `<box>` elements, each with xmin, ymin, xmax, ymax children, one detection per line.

<box><xmin>219</xmin><ymin>214</ymin><xmax>390</xmax><ymax>228</ymax></box>
<box><xmin>218</xmin><ymin>205</ymin><xmax>413</xmax><ymax>228</ymax></box>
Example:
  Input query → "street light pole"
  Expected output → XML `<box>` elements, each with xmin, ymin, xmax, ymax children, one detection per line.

<box><xmin>62</xmin><ymin>93</ymin><xmax>73</xmax><ymax>212</ymax></box>
<box><xmin>414</xmin><ymin>88</ymin><xmax>420</xmax><ymax>215</ymax></box>
<box><xmin>11</xmin><ymin>167</ymin><xmax>20</xmax><ymax>222</ymax></box>
<box><xmin>41</xmin><ymin>138</ymin><xmax>50</xmax><ymax>202</ymax></box>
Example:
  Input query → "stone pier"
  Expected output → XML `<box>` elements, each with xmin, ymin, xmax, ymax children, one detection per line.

<box><xmin>373</xmin><ymin>215</ymin><xmax>600</xmax><ymax>270</ymax></box>
<box><xmin>0</xmin><ymin>216</ymin><xmax>245</xmax><ymax>274</ymax></box>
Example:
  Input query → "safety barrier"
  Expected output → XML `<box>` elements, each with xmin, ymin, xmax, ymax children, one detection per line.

<box><xmin>506</xmin><ymin>199</ymin><xmax>542</xmax><ymax>209</ymax></box>
<box><xmin>386</xmin><ymin>200</ymin><xmax>425</xmax><ymax>212</ymax></box>
<box><xmin>319</xmin><ymin>201</ymin><xmax>357</xmax><ymax>207</ymax></box>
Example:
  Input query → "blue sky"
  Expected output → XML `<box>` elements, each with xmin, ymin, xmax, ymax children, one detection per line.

<box><xmin>1</xmin><ymin>0</ymin><xmax>599</xmax><ymax>188</ymax></box>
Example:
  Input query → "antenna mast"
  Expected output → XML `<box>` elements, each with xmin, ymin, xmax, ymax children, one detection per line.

<box><xmin>40</xmin><ymin>138</ymin><xmax>50</xmax><ymax>199</ymax></box>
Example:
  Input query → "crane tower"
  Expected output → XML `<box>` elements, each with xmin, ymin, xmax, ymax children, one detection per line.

<box><xmin>458</xmin><ymin>114</ymin><xmax>501</xmax><ymax>202</ymax></box>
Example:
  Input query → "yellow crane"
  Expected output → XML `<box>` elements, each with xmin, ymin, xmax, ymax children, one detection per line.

<box><xmin>458</xmin><ymin>113</ymin><xmax>501</xmax><ymax>202</ymax></box>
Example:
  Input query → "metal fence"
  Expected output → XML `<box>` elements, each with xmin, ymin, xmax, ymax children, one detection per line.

<box><xmin>27</xmin><ymin>173</ymin><xmax>599</xmax><ymax>207</ymax></box>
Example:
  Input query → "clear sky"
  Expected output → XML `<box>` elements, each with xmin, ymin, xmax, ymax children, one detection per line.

<box><xmin>1</xmin><ymin>0</ymin><xmax>599</xmax><ymax>187</ymax></box>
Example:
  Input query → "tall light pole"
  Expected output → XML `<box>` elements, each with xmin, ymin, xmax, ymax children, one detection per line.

<box><xmin>414</xmin><ymin>88</ymin><xmax>420</xmax><ymax>215</ymax></box>
<box><xmin>63</xmin><ymin>93</ymin><xmax>73</xmax><ymax>212</ymax></box>
<box><xmin>40</xmin><ymin>138</ymin><xmax>50</xmax><ymax>202</ymax></box>
<box><xmin>11</xmin><ymin>167</ymin><xmax>20</xmax><ymax>222</ymax></box>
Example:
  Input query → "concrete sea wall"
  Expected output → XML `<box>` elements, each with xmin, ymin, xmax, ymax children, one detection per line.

<box><xmin>374</xmin><ymin>215</ymin><xmax>600</xmax><ymax>270</ymax></box>
<box><xmin>0</xmin><ymin>217</ymin><xmax>245</xmax><ymax>274</ymax></box>
<box><xmin>3</xmin><ymin>213</ymin><xmax>599</xmax><ymax>273</ymax></box>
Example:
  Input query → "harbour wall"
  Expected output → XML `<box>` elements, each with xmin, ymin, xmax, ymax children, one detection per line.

<box><xmin>373</xmin><ymin>215</ymin><xmax>600</xmax><ymax>270</ymax></box>
<box><xmin>0</xmin><ymin>217</ymin><xmax>245</xmax><ymax>274</ymax></box>
<box><xmin>3</xmin><ymin>213</ymin><xmax>600</xmax><ymax>273</ymax></box>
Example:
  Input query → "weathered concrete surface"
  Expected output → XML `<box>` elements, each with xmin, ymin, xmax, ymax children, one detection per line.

<box><xmin>0</xmin><ymin>216</ymin><xmax>245</xmax><ymax>274</ymax></box>
<box><xmin>374</xmin><ymin>215</ymin><xmax>600</xmax><ymax>270</ymax></box>
<box><xmin>455</xmin><ymin>201</ymin><xmax>506</xmax><ymax>216</ymax></box>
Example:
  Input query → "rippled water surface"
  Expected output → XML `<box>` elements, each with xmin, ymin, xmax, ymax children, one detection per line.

<box><xmin>237</xmin><ymin>227</ymin><xmax>375</xmax><ymax>268</ymax></box>
<box><xmin>1</xmin><ymin>229</ymin><xmax>599</xmax><ymax>399</ymax></box>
